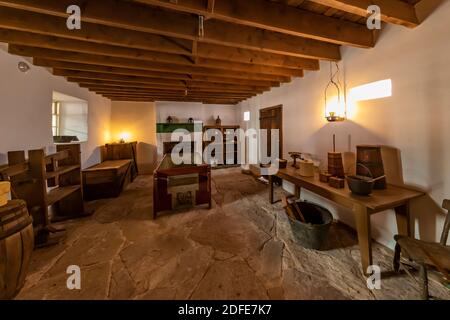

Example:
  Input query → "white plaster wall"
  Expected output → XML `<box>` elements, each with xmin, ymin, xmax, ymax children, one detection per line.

<box><xmin>0</xmin><ymin>45</ymin><xmax>111</xmax><ymax>168</ymax></box>
<box><xmin>110</xmin><ymin>101</ymin><xmax>157</xmax><ymax>174</ymax></box>
<box><xmin>239</xmin><ymin>2</ymin><xmax>450</xmax><ymax>248</ymax></box>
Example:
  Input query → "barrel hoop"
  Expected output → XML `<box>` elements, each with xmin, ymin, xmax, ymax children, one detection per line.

<box><xmin>0</xmin><ymin>202</ymin><xmax>27</xmax><ymax>219</ymax></box>
<box><xmin>0</xmin><ymin>216</ymin><xmax>32</xmax><ymax>241</ymax></box>
<box><xmin>0</xmin><ymin>211</ymin><xmax>28</xmax><ymax>225</ymax></box>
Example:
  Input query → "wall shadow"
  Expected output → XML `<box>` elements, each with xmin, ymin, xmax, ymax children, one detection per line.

<box><xmin>380</xmin><ymin>145</ymin><xmax>444</xmax><ymax>242</ymax></box>
<box><xmin>137</xmin><ymin>142</ymin><xmax>157</xmax><ymax>175</ymax></box>
<box><xmin>0</xmin><ymin>153</ymin><xmax>6</xmax><ymax>165</ymax></box>
<box><xmin>83</xmin><ymin>146</ymin><xmax>101</xmax><ymax>169</ymax></box>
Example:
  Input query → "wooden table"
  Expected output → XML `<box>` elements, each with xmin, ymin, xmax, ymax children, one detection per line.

<box><xmin>269</xmin><ymin>166</ymin><xmax>424</xmax><ymax>273</ymax></box>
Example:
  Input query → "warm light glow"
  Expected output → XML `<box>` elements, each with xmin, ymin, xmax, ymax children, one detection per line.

<box><xmin>119</xmin><ymin>131</ymin><xmax>131</xmax><ymax>142</ymax></box>
<box><xmin>243</xmin><ymin>111</ymin><xmax>250</xmax><ymax>122</ymax></box>
<box><xmin>103</xmin><ymin>130</ymin><xmax>111</xmax><ymax>143</ymax></box>
<box><xmin>325</xmin><ymin>96</ymin><xmax>346</xmax><ymax>121</ymax></box>
<box><xmin>349</xmin><ymin>79</ymin><xmax>392</xmax><ymax>102</ymax></box>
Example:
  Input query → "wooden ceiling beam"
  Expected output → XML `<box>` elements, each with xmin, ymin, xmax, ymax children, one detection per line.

<box><xmin>105</xmin><ymin>96</ymin><xmax>239</xmax><ymax>105</ymax></box>
<box><xmin>9</xmin><ymin>45</ymin><xmax>296</xmax><ymax>81</ymax></box>
<box><xmin>33</xmin><ymin>59</ymin><xmax>291</xmax><ymax>83</ymax></box>
<box><xmin>71</xmin><ymin>78</ymin><xmax>268</xmax><ymax>92</ymax></box>
<box><xmin>77</xmin><ymin>83</ymin><xmax>263</xmax><ymax>94</ymax></box>
<box><xmin>0</xmin><ymin>3</ymin><xmax>340</xmax><ymax>59</ymax></box>
<box><xmin>88</xmin><ymin>88</ymin><xmax>254</xmax><ymax>96</ymax></box>
<box><xmin>134</xmin><ymin>0</ymin><xmax>373</xmax><ymax>47</ymax></box>
<box><xmin>100</xmin><ymin>94</ymin><xmax>247</xmax><ymax>100</ymax></box>
<box><xmin>97</xmin><ymin>93</ymin><xmax>251</xmax><ymax>100</ymax></box>
<box><xmin>84</xmin><ymin>87</ymin><xmax>256</xmax><ymax>97</ymax></box>
<box><xmin>83</xmin><ymin>85</ymin><xmax>259</xmax><ymax>95</ymax></box>
<box><xmin>196</xmin><ymin>43</ymin><xmax>319</xmax><ymax>70</ymax></box>
<box><xmin>307</xmin><ymin>0</ymin><xmax>419</xmax><ymax>28</ymax></box>
<box><xmin>96</xmin><ymin>93</ymin><xmax>252</xmax><ymax>100</ymax></box>
<box><xmin>52</xmin><ymin>69</ymin><xmax>280</xmax><ymax>88</ymax></box>
<box><xmin>6</xmin><ymin>42</ymin><xmax>301</xmax><ymax>77</ymax></box>
<box><xmin>80</xmin><ymin>85</ymin><xmax>261</xmax><ymax>96</ymax></box>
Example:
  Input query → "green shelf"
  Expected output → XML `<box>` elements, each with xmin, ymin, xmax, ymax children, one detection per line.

<box><xmin>156</xmin><ymin>123</ymin><xmax>203</xmax><ymax>133</ymax></box>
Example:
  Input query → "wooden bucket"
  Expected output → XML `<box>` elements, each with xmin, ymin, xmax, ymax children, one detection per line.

<box><xmin>328</xmin><ymin>152</ymin><xmax>344</xmax><ymax>178</ymax></box>
<box><xmin>356</xmin><ymin>145</ymin><xmax>387</xmax><ymax>189</ymax></box>
<box><xmin>0</xmin><ymin>200</ymin><xmax>34</xmax><ymax>300</ymax></box>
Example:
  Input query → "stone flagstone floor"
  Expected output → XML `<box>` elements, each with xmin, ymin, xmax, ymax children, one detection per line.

<box><xmin>16</xmin><ymin>168</ymin><xmax>450</xmax><ymax>300</ymax></box>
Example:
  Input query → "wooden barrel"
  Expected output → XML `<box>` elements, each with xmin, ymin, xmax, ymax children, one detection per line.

<box><xmin>328</xmin><ymin>152</ymin><xmax>345</xmax><ymax>178</ymax></box>
<box><xmin>0</xmin><ymin>200</ymin><xmax>34</xmax><ymax>300</ymax></box>
<box><xmin>356</xmin><ymin>145</ymin><xmax>387</xmax><ymax>189</ymax></box>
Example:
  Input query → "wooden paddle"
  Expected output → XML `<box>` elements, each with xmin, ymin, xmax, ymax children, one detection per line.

<box><xmin>283</xmin><ymin>195</ymin><xmax>306</xmax><ymax>223</ymax></box>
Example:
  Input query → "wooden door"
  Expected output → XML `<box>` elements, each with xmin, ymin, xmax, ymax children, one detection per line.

<box><xmin>259</xmin><ymin>105</ymin><xmax>283</xmax><ymax>161</ymax></box>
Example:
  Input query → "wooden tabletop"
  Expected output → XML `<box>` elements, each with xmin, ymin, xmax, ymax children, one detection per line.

<box><xmin>276</xmin><ymin>166</ymin><xmax>424</xmax><ymax>212</ymax></box>
<box><xmin>83</xmin><ymin>159</ymin><xmax>131</xmax><ymax>171</ymax></box>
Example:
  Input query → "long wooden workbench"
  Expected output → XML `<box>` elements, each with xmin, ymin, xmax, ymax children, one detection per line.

<box><xmin>269</xmin><ymin>165</ymin><xmax>424</xmax><ymax>273</ymax></box>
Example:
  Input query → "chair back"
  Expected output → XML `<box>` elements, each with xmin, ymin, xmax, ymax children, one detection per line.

<box><xmin>441</xmin><ymin>199</ymin><xmax>450</xmax><ymax>246</ymax></box>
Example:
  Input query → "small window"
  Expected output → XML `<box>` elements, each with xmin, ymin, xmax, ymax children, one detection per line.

<box><xmin>244</xmin><ymin>111</ymin><xmax>250</xmax><ymax>122</ymax></box>
<box><xmin>52</xmin><ymin>92</ymin><xmax>88</xmax><ymax>143</ymax></box>
<box><xmin>52</xmin><ymin>101</ymin><xmax>60</xmax><ymax>136</ymax></box>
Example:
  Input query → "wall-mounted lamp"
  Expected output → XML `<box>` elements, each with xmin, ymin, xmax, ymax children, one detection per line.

<box><xmin>243</xmin><ymin>111</ymin><xmax>250</xmax><ymax>122</ymax></box>
<box><xmin>18</xmin><ymin>61</ymin><xmax>30</xmax><ymax>73</ymax></box>
<box><xmin>119</xmin><ymin>132</ymin><xmax>130</xmax><ymax>143</ymax></box>
<box><xmin>324</xmin><ymin>62</ymin><xmax>346</xmax><ymax>122</ymax></box>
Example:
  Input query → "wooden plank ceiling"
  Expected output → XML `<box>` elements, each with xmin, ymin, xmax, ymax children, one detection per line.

<box><xmin>0</xmin><ymin>0</ymin><xmax>423</xmax><ymax>104</ymax></box>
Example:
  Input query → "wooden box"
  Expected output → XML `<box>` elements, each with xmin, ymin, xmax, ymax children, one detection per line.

<box><xmin>153</xmin><ymin>154</ymin><xmax>211</xmax><ymax>219</ymax></box>
<box><xmin>329</xmin><ymin>177</ymin><xmax>345</xmax><ymax>189</ymax></box>
<box><xmin>82</xmin><ymin>159</ymin><xmax>132</xmax><ymax>201</ymax></box>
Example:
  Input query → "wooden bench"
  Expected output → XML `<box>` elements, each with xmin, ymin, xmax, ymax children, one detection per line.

<box><xmin>82</xmin><ymin>159</ymin><xmax>133</xmax><ymax>201</ymax></box>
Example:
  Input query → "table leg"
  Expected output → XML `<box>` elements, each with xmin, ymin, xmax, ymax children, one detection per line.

<box><xmin>295</xmin><ymin>186</ymin><xmax>301</xmax><ymax>200</ymax></box>
<box><xmin>395</xmin><ymin>203</ymin><xmax>412</xmax><ymax>237</ymax></box>
<box><xmin>152</xmin><ymin>175</ymin><xmax>158</xmax><ymax>220</ymax></box>
<box><xmin>354</xmin><ymin>204</ymin><xmax>373</xmax><ymax>274</ymax></box>
<box><xmin>269</xmin><ymin>175</ymin><xmax>274</xmax><ymax>204</ymax></box>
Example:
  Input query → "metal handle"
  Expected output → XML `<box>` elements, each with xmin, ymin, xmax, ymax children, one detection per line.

<box><xmin>357</xmin><ymin>163</ymin><xmax>373</xmax><ymax>178</ymax></box>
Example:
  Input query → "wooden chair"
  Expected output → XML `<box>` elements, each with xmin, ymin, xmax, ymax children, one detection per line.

<box><xmin>393</xmin><ymin>199</ymin><xmax>450</xmax><ymax>299</ymax></box>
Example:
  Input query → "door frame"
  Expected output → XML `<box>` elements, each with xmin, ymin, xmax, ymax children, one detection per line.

<box><xmin>259</xmin><ymin>104</ymin><xmax>283</xmax><ymax>160</ymax></box>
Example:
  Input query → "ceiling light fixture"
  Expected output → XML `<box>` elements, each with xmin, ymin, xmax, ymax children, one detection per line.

<box><xmin>18</xmin><ymin>61</ymin><xmax>30</xmax><ymax>73</ymax></box>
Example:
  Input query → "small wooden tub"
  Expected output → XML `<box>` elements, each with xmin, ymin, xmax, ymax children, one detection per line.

<box><xmin>288</xmin><ymin>201</ymin><xmax>333</xmax><ymax>250</ymax></box>
<box><xmin>0</xmin><ymin>200</ymin><xmax>34</xmax><ymax>299</ymax></box>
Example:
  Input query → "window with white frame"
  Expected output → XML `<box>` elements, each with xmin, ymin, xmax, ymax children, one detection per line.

<box><xmin>52</xmin><ymin>92</ymin><xmax>88</xmax><ymax>143</ymax></box>
<box><xmin>52</xmin><ymin>101</ymin><xmax>60</xmax><ymax>136</ymax></box>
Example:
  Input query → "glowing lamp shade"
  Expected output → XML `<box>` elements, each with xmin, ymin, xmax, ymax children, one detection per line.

<box><xmin>324</xmin><ymin>62</ymin><xmax>346</xmax><ymax>122</ymax></box>
<box><xmin>349</xmin><ymin>79</ymin><xmax>392</xmax><ymax>102</ymax></box>
<box><xmin>119</xmin><ymin>131</ymin><xmax>131</xmax><ymax>143</ymax></box>
<box><xmin>325</xmin><ymin>96</ymin><xmax>346</xmax><ymax>122</ymax></box>
<box><xmin>243</xmin><ymin>111</ymin><xmax>250</xmax><ymax>122</ymax></box>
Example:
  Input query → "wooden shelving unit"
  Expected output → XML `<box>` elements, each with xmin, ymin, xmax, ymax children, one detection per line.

<box><xmin>203</xmin><ymin>125</ymin><xmax>240</xmax><ymax>168</ymax></box>
<box><xmin>1</xmin><ymin>144</ymin><xmax>88</xmax><ymax>246</ymax></box>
